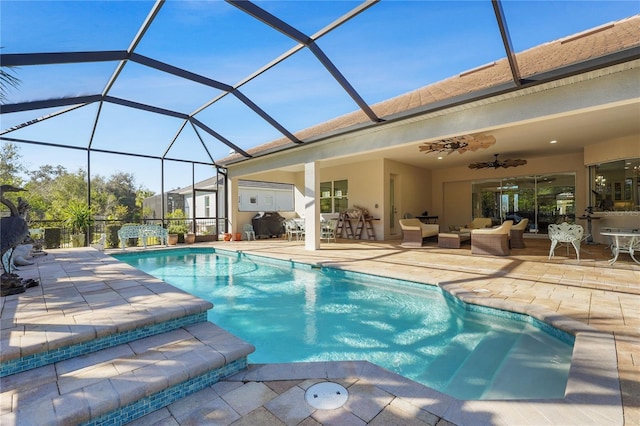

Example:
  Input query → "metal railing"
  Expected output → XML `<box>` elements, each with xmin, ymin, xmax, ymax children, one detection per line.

<box><xmin>28</xmin><ymin>218</ymin><xmax>225</xmax><ymax>249</ymax></box>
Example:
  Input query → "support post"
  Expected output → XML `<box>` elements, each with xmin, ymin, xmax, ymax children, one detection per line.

<box><xmin>304</xmin><ymin>161</ymin><xmax>320</xmax><ymax>250</ymax></box>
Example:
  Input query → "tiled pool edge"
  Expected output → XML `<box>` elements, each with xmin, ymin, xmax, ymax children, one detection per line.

<box><xmin>80</xmin><ymin>357</ymin><xmax>248</xmax><ymax>426</ymax></box>
<box><xmin>0</xmin><ymin>312</ymin><xmax>208</xmax><ymax>377</ymax></box>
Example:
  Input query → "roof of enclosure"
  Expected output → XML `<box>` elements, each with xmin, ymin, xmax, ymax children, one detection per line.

<box><xmin>1</xmin><ymin>0</ymin><xmax>639</xmax><ymax>169</ymax></box>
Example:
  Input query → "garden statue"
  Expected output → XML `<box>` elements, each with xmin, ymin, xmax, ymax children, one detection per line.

<box><xmin>1</xmin><ymin>185</ymin><xmax>39</xmax><ymax>296</ymax></box>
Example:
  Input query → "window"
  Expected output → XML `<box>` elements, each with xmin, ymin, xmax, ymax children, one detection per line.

<box><xmin>238</xmin><ymin>180</ymin><xmax>294</xmax><ymax>212</ymax></box>
<box><xmin>589</xmin><ymin>158</ymin><xmax>639</xmax><ymax>211</ymax></box>
<box><xmin>320</xmin><ymin>180</ymin><xmax>348</xmax><ymax>213</ymax></box>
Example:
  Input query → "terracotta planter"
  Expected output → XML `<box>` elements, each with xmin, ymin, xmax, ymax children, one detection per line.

<box><xmin>168</xmin><ymin>234</ymin><xmax>179</xmax><ymax>245</ymax></box>
<box><xmin>185</xmin><ymin>233</ymin><xmax>196</xmax><ymax>244</ymax></box>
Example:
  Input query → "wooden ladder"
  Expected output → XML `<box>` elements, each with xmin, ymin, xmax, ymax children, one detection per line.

<box><xmin>364</xmin><ymin>218</ymin><xmax>376</xmax><ymax>240</ymax></box>
<box><xmin>353</xmin><ymin>213</ymin><xmax>365</xmax><ymax>239</ymax></box>
<box><xmin>336</xmin><ymin>212</ymin><xmax>354</xmax><ymax>239</ymax></box>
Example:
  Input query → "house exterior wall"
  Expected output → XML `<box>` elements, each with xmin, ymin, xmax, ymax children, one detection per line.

<box><xmin>584</xmin><ymin>135</ymin><xmax>640</xmax><ymax>165</ymax></box>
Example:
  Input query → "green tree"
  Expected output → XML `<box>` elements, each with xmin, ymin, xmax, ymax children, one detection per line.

<box><xmin>0</xmin><ymin>142</ymin><xmax>25</xmax><ymax>187</ymax></box>
<box><xmin>136</xmin><ymin>189</ymin><xmax>155</xmax><ymax>220</ymax></box>
<box><xmin>105</xmin><ymin>172</ymin><xmax>138</xmax><ymax>222</ymax></box>
<box><xmin>24</xmin><ymin>165</ymin><xmax>87</xmax><ymax>220</ymax></box>
<box><xmin>0</xmin><ymin>142</ymin><xmax>27</xmax><ymax>216</ymax></box>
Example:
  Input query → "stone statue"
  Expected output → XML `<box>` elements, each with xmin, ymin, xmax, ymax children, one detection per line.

<box><xmin>1</xmin><ymin>186</ymin><xmax>39</xmax><ymax>296</ymax></box>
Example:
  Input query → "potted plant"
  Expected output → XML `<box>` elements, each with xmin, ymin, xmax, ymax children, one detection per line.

<box><xmin>167</xmin><ymin>209</ymin><xmax>188</xmax><ymax>244</ymax></box>
<box><xmin>185</xmin><ymin>232</ymin><xmax>196</xmax><ymax>244</ymax></box>
<box><xmin>63</xmin><ymin>200</ymin><xmax>94</xmax><ymax>247</ymax></box>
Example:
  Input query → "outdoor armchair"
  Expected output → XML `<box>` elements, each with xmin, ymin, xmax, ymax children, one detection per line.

<box><xmin>459</xmin><ymin>218</ymin><xmax>493</xmax><ymax>233</ymax></box>
<box><xmin>471</xmin><ymin>220</ymin><xmax>513</xmax><ymax>256</ymax></box>
<box><xmin>399</xmin><ymin>218</ymin><xmax>439</xmax><ymax>247</ymax></box>
<box><xmin>510</xmin><ymin>218</ymin><xmax>529</xmax><ymax>248</ymax></box>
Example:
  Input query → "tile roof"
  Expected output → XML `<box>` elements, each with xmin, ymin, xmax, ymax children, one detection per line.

<box><xmin>220</xmin><ymin>15</ymin><xmax>640</xmax><ymax>164</ymax></box>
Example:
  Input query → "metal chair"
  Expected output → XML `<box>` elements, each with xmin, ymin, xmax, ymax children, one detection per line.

<box><xmin>321</xmin><ymin>219</ymin><xmax>337</xmax><ymax>242</ymax></box>
<box><xmin>284</xmin><ymin>219</ymin><xmax>304</xmax><ymax>241</ymax></box>
<box><xmin>548</xmin><ymin>222</ymin><xmax>584</xmax><ymax>261</ymax></box>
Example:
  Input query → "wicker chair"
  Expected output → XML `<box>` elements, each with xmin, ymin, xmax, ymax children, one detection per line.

<box><xmin>399</xmin><ymin>219</ymin><xmax>439</xmax><ymax>247</ymax></box>
<box><xmin>510</xmin><ymin>218</ymin><xmax>529</xmax><ymax>248</ymax></box>
<box><xmin>460</xmin><ymin>217</ymin><xmax>493</xmax><ymax>233</ymax></box>
<box><xmin>471</xmin><ymin>220</ymin><xmax>513</xmax><ymax>256</ymax></box>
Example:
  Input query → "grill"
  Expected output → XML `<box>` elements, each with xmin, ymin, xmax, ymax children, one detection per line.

<box><xmin>251</xmin><ymin>212</ymin><xmax>285</xmax><ymax>239</ymax></box>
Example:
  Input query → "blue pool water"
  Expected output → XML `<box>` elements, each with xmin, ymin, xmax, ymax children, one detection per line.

<box><xmin>114</xmin><ymin>248</ymin><xmax>574</xmax><ymax>400</ymax></box>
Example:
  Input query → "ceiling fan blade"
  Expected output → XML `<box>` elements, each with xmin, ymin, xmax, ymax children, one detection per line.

<box><xmin>468</xmin><ymin>162</ymin><xmax>491</xmax><ymax>169</ymax></box>
<box><xmin>501</xmin><ymin>159</ymin><xmax>527</xmax><ymax>168</ymax></box>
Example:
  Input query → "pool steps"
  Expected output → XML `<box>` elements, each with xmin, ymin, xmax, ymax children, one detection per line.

<box><xmin>0</xmin><ymin>252</ymin><xmax>255</xmax><ymax>425</ymax></box>
<box><xmin>2</xmin><ymin>321</ymin><xmax>254</xmax><ymax>425</ymax></box>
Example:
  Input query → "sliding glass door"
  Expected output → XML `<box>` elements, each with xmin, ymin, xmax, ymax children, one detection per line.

<box><xmin>471</xmin><ymin>173</ymin><xmax>575</xmax><ymax>234</ymax></box>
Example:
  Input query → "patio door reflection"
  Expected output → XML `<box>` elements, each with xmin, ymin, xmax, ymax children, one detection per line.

<box><xmin>471</xmin><ymin>173</ymin><xmax>575</xmax><ymax>234</ymax></box>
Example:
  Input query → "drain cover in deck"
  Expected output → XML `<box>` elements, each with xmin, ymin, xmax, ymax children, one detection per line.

<box><xmin>305</xmin><ymin>382</ymin><xmax>349</xmax><ymax>410</ymax></box>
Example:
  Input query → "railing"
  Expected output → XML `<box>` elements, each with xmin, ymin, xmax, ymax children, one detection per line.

<box><xmin>28</xmin><ymin>218</ymin><xmax>225</xmax><ymax>249</ymax></box>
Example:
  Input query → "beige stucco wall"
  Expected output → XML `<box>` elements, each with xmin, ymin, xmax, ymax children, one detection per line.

<box><xmin>383</xmin><ymin>159</ymin><xmax>432</xmax><ymax>239</ymax></box>
<box><xmin>584</xmin><ymin>135</ymin><xmax>640</xmax><ymax>165</ymax></box>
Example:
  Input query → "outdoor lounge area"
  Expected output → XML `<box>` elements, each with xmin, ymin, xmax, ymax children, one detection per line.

<box><xmin>1</xmin><ymin>238</ymin><xmax>638</xmax><ymax>425</ymax></box>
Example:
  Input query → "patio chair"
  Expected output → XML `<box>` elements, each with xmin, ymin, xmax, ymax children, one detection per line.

<box><xmin>510</xmin><ymin>218</ymin><xmax>529</xmax><ymax>248</ymax></box>
<box><xmin>321</xmin><ymin>219</ymin><xmax>338</xmax><ymax>242</ymax></box>
<box><xmin>471</xmin><ymin>220</ymin><xmax>513</xmax><ymax>256</ymax></box>
<box><xmin>243</xmin><ymin>224</ymin><xmax>256</xmax><ymax>241</ymax></box>
<box><xmin>284</xmin><ymin>219</ymin><xmax>304</xmax><ymax>241</ymax></box>
<box><xmin>399</xmin><ymin>218</ymin><xmax>439</xmax><ymax>247</ymax></box>
<box><xmin>548</xmin><ymin>222</ymin><xmax>584</xmax><ymax>261</ymax></box>
<box><xmin>460</xmin><ymin>217</ymin><xmax>493</xmax><ymax>233</ymax></box>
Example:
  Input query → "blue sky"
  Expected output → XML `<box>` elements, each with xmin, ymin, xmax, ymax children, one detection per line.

<box><xmin>1</xmin><ymin>0</ymin><xmax>638</xmax><ymax>193</ymax></box>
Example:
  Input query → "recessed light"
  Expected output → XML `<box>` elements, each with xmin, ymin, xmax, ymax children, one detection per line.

<box><xmin>437</xmin><ymin>156</ymin><xmax>443</xmax><ymax>160</ymax></box>
<box><xmin>550</xmin><ymin>140</ymin><xmax>557</xmax><ymax>144</ymax></box>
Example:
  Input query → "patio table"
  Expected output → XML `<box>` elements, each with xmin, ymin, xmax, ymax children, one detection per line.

<box><xmin>600</xmin><ymin>230</ymin><xmax>640</xmax><ymax>265</ymax></box>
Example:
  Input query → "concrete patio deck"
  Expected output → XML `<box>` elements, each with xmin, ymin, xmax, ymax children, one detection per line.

<box><xmin>1</xmin><ymin>237</ymin><xmax>638</xmax><ymax>425</ymax></box>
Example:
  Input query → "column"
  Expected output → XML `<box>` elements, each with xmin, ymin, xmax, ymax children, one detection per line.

<box><xmin>305</xmin><ymin>161</ymin><xmax>320</xmax><ymax>250</ymax></box>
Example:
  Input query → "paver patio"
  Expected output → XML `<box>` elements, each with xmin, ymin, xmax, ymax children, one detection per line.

<box><xmin>1</xmin><ymin>237</ymin><xmax>638</xmax><ymax>425</ymax></box>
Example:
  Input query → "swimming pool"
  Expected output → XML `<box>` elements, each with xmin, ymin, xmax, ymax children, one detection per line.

<box><xmin>114</xmin><ymin>248</ymin><xmax>574</xmax><ymax>401</ymax></box>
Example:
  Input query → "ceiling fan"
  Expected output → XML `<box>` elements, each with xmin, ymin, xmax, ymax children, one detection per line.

<box><xmin>468</xmin><ymin>154</ymin><xmax>527</xmax><ymax>169</ymax></box>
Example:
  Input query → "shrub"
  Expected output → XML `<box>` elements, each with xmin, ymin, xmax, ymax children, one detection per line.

<box><xmin>106</xmin><ymin>225</ymin><xmax>120</xmax><ymax>249</ymax></box>
<box><xmin>44</xmin><ymin>227</ymin><xmax>61</xmax><ymax>249</ymax></box>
